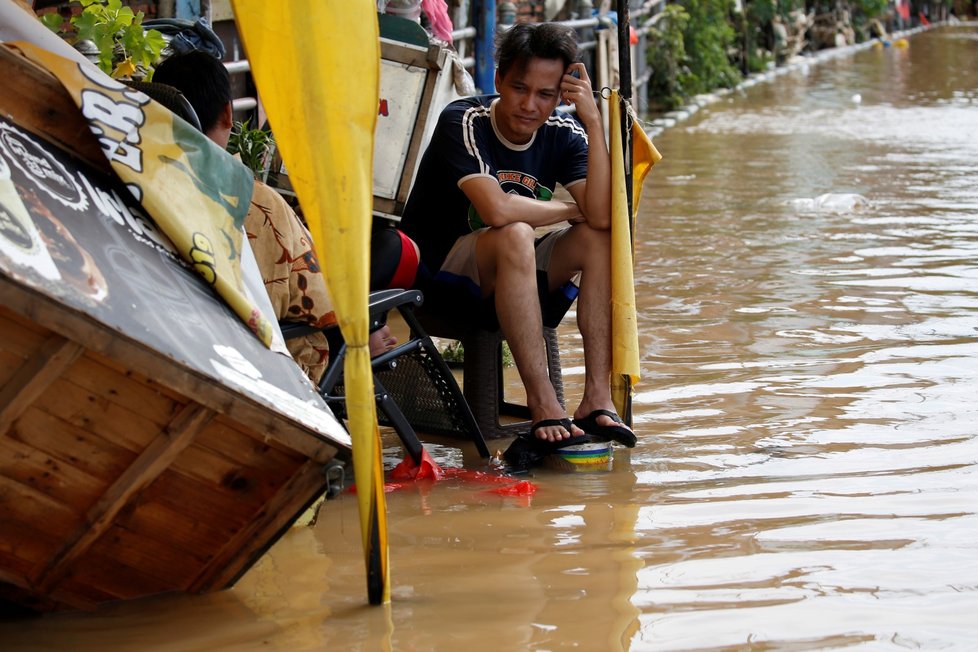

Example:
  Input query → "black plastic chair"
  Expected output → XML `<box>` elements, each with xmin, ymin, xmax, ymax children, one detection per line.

<box><xmin>122</xmin><ymin>80</ymin><xmax>203</xmax><ymax>132</ymax></box>
<box><xmin>416</xmin><ymin>309</ymin><xmax>564</xmax><ymax>440</ymax></box>
<box><xmin>280</xmin><ymin>289</ymin><xmax>490</xmax><ymax>462</ymax></box>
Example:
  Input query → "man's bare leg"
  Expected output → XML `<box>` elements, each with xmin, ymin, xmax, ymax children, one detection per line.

<box><xmin>476</xmin><ymin>223</ymin><xmax>582</xmax><ymax>442</ymax></box>
<box><xmin>548</xmin><ymin>224</ymin><xmax>635</xmax><ymax>435</ymax></box>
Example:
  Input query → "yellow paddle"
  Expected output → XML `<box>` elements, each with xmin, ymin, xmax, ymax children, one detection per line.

<box><xmin>230</xmin><ymin>0</ymin><xmax>389</xmax><ymax>604</ymax></box>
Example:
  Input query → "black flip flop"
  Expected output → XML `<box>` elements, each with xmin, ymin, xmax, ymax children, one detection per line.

<box><xmin>572</xmin><ymin>409</ymin><xmax>637</xmax><ymax>448</ymax></box>
<box><xmin>528</xmin><ymin>418</ymin><xmax>589</xmax><ymax>447</ymax></box>
<box><xmin>502</xmin><ymin>418</ymin><xmax>592</xmax><ymax>470</ymax></box>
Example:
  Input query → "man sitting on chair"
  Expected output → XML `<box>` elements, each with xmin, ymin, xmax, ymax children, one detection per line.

<box><xmin>154</xmin><ymin>52</ymin><xmax>418</xmax><ymax>385</ymax></box>
<box><xmin>399</xmin><ymin>23</ymin><xmax>635</xmax><ymax>447</ymax></box>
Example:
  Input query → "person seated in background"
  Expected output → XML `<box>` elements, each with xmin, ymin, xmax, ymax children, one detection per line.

<box><xmin>154</xmin><ymin>51</ymin><xmax>418</xmax><ymax>385</ymax></box>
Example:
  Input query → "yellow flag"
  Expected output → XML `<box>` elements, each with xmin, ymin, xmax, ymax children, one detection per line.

<box><xmin>608</xmin><ymin>91</ymin><xmax>660</xmax><ymax>418</ymax></box>
<box><xmin>230</xmin><ymin>1</ymin><xmax>388</xmax><ymax>604</ymax></box>
<box><xmin>630</xmin><ymin>106</ymin><xmax>662</xmax><ymax>223</ymax></box>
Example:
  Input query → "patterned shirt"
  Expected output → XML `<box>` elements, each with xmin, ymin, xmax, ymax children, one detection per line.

<box><xmin>246</xmin><ymin>180</ymin><xmax>336</xmax><ymax>383</ymax></box>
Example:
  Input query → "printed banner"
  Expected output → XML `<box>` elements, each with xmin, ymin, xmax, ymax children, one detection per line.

<box><xmin>8</xmin><ymin>41</ymin><xmax>274</xmax><ymax>347</ymax></box>
<box><xmin>0</xmin><ymin>113</ymin><xmax>347</xmax><ymax>444</ymax></box>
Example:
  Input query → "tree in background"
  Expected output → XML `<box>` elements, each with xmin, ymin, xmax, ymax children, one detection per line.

<box><xmin>646</xmin><ymin>0</ymin><xmax>742</xmax><ymax>110</ymax></box>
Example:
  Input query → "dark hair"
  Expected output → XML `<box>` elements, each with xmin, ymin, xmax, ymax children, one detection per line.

<box><xmin>153</xmin><ymin>51</ymin><xmax>231</xmax><ymax>133</ymax></box>
<box><xmin>494</xmin><ymin>23</ymin><xmax>579</xmax><ymax>80</ymax></box>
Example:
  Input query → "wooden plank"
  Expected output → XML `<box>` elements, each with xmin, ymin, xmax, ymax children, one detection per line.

<box><xmin>169</xmin><ymin>420</ymin><xmax>305</xmax><ymax>494</ymax></box>
<box><xmin>0</xmin><ymin>518</ymin><xmax>65</xmax><ymax>575</ymax></box>
<box><xmin>0</xmin><ymin>305</ymin><xmax>48</xmax><ymax>334</ymax></box>
<box><xmin>0</xmin><ymin>569</ymin><xmax>98</xmax><ymax>613</ymax></box>
<box><xmin>92</xmin><ymin>354</ymin><xmax>190</xmax><ymax>405</ymax></box>
<box><xmin>0</xmin><ymin>436</ymin><xmax>110</xmax><ymax>513</ymax></box>
<box><xmin>0</xmin><ymin>542</ymin><xmax>99</xmax><ymax>612</ymax></box>
<box><xmin>0</xmin><ymin>308</ymin><xmax>50</xmax><ymax>359</ymax></box>
<box><xmin>35</xmin><ymin>402</ymin><xmax>215</xmax><ymax>592</ymax></box>
<box><xmin>64</xmin><ymin>356</ymin><xmax>180</xmax><ymax>429</ymax></box>
<box><xmin>193</xmin><ymin>415</ymin><xmax>307</xmax><ymax>473</ymax></box>
<box><xmin>2</xmin><ymin>277</ymin><xmax>346</xmax><ymax>465</ymax></box>
<box><xmin>0</xmin><ymin>45</ymin><xmax>109</xmax><ymax>174</ymax></box>
<box><xmin>63</xmin><ymin>550</ymin><xmax>177</xmax><ymax>602</ymax></box>
<box><xmin>190</xmin><ymin>458</ymin><xmax>328</xmax><ymax>592</ymax></box>
<box><xmin>167</xmin><ymin>444</ymin><xmax>277</xmax><ymax>500</ymax></box>
<box><xmin>4</xmin><ymin>280</ymin><xmax>346</xmax><ymax>463</ymax></box>
<box><xmin>33</xmin><ymin>378</ymin><xmax>166</xmax><ymax>454</ymax></box>
<box><xmin>0</xmin><ymin>564</ymin><xmax>33</xmax><ymax>597</ymax></box>
<box><xmin>120</xmin><ymin>499</ymin><xmax>240</xmax><ymax>559</ymax></box>
<box><xmin>136</xmin><ymin>466</ymin><xmax>267</xmax><ymax>531</ymax></box>
<box><xmin>80</xmin><ymin>524</ymin><xmax>207</xmax><ymax>589</ymax></box>
<box><xmin>0</xmin><ymin>351</ymin><xmax>25</xmax><ymax>387</ymax></box>
<box><xmin>0</xmin><ymin>473</ymin><xmax>84</xmax><ymax>542</ymax></box>
<box><xmin>0</xmin><ymin>334</ymin><xmax>84</xmax><ymax>436</ymax></box>
<box><xmin>0</xmin><ymin>546</ymin><xmax>42</xmax><ymax>583</ymax></box>
<box><xmin>9</xmin><ymin>407</ymin><xmax>136</xmax><ymax>479</ymax></box>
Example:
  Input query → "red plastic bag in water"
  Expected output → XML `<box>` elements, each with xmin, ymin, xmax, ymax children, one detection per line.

<box><xmin>390</xmin><ymin>449</ymin><xmax>445</xmax><ymax>481</ymax></box>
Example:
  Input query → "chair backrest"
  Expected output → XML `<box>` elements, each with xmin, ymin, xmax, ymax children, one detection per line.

<box><xmin>123</xmin><ymin>80</ymin><xmax>203</xmax><ymax>132</ymax></box>
<box><xmin>372</xmin><ymin>30</ymin><xmax>462</xmax><ymax>220</ymax></box>
<box><xmin>262</xmin><ymin>15</ymin><xmax>466</xmax><ymax>221</ymax></box>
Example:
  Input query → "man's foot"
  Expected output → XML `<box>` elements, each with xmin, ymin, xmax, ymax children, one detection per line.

<box><xmin>368</xmin><ymin>325</ymin><xmax>397</xmax><ymax>357</ymax></box>
<box><xmin>571</xmin><ymin>408</ymin><xmax>636</xmax><ymax>447</ymax></box>
<box><xmin>530</xmin><ymin>415</ymin><xmax>584</xmax><ymax>442</ymax></box>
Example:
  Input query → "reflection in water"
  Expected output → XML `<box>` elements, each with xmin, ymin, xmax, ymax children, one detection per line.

<box><xmin>3</xmin><ymin>25</ymin><xmax>978</xmax><ymax>651</ymax></box>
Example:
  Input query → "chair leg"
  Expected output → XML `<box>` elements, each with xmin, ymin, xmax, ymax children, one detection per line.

<box><xmin>398</xmin><ymin>307</ymin><xmax>492</xmax><ymax>458</ymax></box>
<box><xmin>374</xmin><ymin>376</ymin><xmax>425</xmax><ymax>465</ymax></box>
<box><xmin>543</xmin><ymin>326</ymin><xmax>564</xmax><ymax>407</ymax></box>
<box><xmin>459</xmin><ymin>327</ymin><xmax>565</xmax><ymax>440</ymax></box>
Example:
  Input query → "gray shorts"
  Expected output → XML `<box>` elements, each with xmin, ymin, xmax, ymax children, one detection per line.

<box><xmin>432</xmin><ymin>226</ymin><xmax>580</xmax><ymax>328</ymax></box>
<box><xmin>438</xmin><ymin>225</ymin><xmax>581</xmax><ymax>293</ymax></box>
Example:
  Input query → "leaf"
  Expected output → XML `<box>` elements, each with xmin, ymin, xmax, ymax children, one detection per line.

<box><xmin>141</xmin><ymin>29</ymin><xmax>166</xmax><ymax>61</ymax></box>
<box><xmin>111</xmin><ymin>57</ymin><xmax>137</xmax><ymax>79</ymax></box>
<box><xmin>72</xmin><ymin>11</ymin><xmax>100</xmax><ymax>41</ymax></box>
<box><xmin>40</xmin><ymin>13</ymin><xmax>64</xmax><ymax>33</ymax></box>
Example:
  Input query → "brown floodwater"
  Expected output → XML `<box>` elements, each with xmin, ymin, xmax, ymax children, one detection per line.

<box><xmin>4</xmin><ymin>24</ymin><xmax>978</xmax><ymax>651</ymax></box>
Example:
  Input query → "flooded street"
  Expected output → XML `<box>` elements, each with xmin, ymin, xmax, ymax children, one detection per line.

<box><xmin>4</xmin><ymin>24</ymin><xmax>978</xmax><ymax>651</ymax></box>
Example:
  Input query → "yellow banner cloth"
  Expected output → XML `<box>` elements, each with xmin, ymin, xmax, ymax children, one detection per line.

<box><xmin>230</xmin><ymin>0</ymin><xmax>388</xmax><ymax>604</ymax></box>
<box><xmin>9</xmin><ymin>42</ymin><xmax>272</xmax><ymax>345</ymax></box>
<box><xmin>609</xmin><ymin>91</ymin><xmax>661</xmax><ymax>418</ymax></box>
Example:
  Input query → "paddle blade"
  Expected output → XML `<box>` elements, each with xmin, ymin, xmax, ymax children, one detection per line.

<box><xmin>230</xmin><ymin>0</ymin><xmax>388</xmax><ymax>604</ymax></box>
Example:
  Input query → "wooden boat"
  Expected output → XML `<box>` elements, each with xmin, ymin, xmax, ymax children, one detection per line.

<box><xmin>0</xmin><ymin>42</ymin><xmax>351</xmax><ymax>612</ymax></box>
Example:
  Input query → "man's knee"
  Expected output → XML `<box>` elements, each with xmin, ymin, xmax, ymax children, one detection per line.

<box><xmin>556</xmin><ymin>223</ymin><xmax>610</xmax><ymax>268</ymax></box>
<box><xmin>496</xmin><ymin>221</ymin><xmax>536</xmax><ymax>244</ymax></box>
<box><xmin>578</xmin><ymin>222</ymin><xmax>610</xmax><ymax>249</ymax></box>
<box><xmin>487</xmin><ymin>222</ymin><xmax>536</xmax><ymax>262</ymax></box>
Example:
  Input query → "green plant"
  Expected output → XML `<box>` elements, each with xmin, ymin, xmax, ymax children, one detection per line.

<box><xmin>849</xmin><ymin>0</ymin><xmax>889</xmax><ymax>38</ymax></box>
<box><xmin>41</xmin><ymin>0</ymin><xmax>165</xmax><ymax>79</ymax></box>
<box><xmin>645</xmin><ymin>4</ymin><xmax>692</xmax><ymax>111</ymax></box>
<box><xmin>441</xmin><ymin>340</ymin><xmax>465</xmax><ymax>365</ymax></box>
<box><xmin>439</xmin><ymin>340</ymin><xmax>514</xmax><ymax>367</ymax></box>
<box><xmin>227</xmin><ymin>120</ymin><xmax>275</xmax><ymax>179</ymax></box>
<box><xmin>678</xmin><ymin>0</ymin><xmax>742</xmax><ymax>95</ymax></box>
<box><xmin>645</xmin><ymin>0</ymin><xmax>742</xmax><ymax>112</ymax></box>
